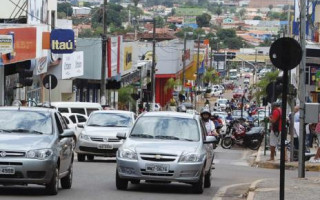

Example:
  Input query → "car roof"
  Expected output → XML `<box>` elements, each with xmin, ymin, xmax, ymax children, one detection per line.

<box><xmin>91</xmin><ymin>110</ymin><xmax>134</xmax><ymax>115</ymax></box>
<box><xmin>141</xmin><ymin>111</ymin><xmax>196</xmax><ymax>119</ymax></box>
<box><xmin>0</xmin><ymin>106</ymin><xmax>55</xmax><ymax>113</ymax></box>
<box><xmin>61</xmin><ymin>113</ymin><xmax>88</xmax><ymax>117</ymax></box>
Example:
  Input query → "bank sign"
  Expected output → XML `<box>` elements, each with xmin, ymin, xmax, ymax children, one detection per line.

<box><xmin>50</xmin><ymin>29</ymin><xmax>74</xmax><ymax>54</ymax></box>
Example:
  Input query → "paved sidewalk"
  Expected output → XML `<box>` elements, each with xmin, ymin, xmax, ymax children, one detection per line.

<box><xmin>247</xmin><ymin>177</ymin><xmax>320</xmax><ymax>200</ymax></box>
<box><xmin>252</xmin><ymin>140</ymin><xmax>320</xmax><ymax>172</ymax></box>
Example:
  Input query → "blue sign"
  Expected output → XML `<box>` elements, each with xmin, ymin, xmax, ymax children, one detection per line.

<box><xmin>50</xmin><ymin>29</ymin><xmax>75</xmax><ymax>54</ymax></box>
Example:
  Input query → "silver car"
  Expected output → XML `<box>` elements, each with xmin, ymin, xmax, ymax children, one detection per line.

<box><xmin>75</xmin><ymin>110</ymin><xmax>135</xmax><ymax>161</ymax></box>
<box><xmin>115</xmin><ymin>112</ymin><xmax>217</xmax><ymax>194</ymax></box>
<box><xmin>0</xmin><ymin>107</ymin><xmax>75</xmax><ymax>195</ymax></box>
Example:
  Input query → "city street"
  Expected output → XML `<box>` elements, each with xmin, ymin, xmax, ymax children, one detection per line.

<box><xmin>0</xmin><ymin>148</ymin><xmax>317</xmax><ymax>200</ymax></box>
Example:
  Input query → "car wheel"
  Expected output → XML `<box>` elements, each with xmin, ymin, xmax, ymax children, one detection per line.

<box><xmin>192</xmin><ymin>167</ymin><xmax>204</xmax><ymax>194</ymax></box>
<box><xmin>116</xmin><ymin>169</ymin><xmax>128</xmax><ymax>190</ymax></box>
<box><xmin>61</xmin><ymin>164</ymin><xmax>73</xmax><ymax>189</ymax></box>
<box><xmin>204</xmin><ymin>167</ymin><xmax>211</xmax><ymax>188</ymax></box>
<box><xmin>87</xmin><ymin>155</ymin><xmax>94</xmax><ymax>161</ymax></box>
<box><xmin>131</xmin><ymin>180</ymin><xmax>140</xmax><ymax>184</ymax></box>
<box><xmin>45</xmin><ymin>166</ymin><xmax>59</xmax><ymax>195</ymax></box>
<box><xmin>77</xmin><ymin>154</ymin><xmax>85</xmax><ymax>162</ymax></box>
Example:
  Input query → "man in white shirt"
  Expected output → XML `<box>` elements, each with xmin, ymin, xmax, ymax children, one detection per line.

<box><xmin>200</xmin><ymin>107</ymin><xmax>218</xmax><ymax>136</ymax></box>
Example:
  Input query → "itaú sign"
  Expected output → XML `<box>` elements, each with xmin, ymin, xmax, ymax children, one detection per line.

<box><xmin>50</xmin><ymin>29</ymin><xmax>75</xmax><ymax>54</ymax></box>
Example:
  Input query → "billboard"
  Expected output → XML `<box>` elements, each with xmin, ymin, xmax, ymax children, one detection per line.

<box><xmin>62</xmin><ymin>51</ymin><xmax>84</xmax><ymax>79</ymax></box>
<box><xmin>50</xmin><ymin>29</ymin><xmax>75</xmax><ymax>54</ymax></box>
<box><xmin>124</xmin><ymin>46</ymin><xmax>133</xmax><ymax>71</ymax></box>
<box><xmin>0</xmin><ymin>27</ymin><xmax>37</xmax><ymax>65</ymax></box>
<box><xmin>0</xmin><ymin>35</ymin><xmax>13</xmax><ymax>54</ymax></box>
<box><xmin>35</xmin><ymin>56</ymin><xmax>48</xmax><ymax>75</ymax></box>
<box><xmin>28</xmin><ymin>0</ymin><xmax>48</xmax><ymax>24</ymax></box>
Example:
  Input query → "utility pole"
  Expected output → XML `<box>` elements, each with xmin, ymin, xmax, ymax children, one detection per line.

<box><xmin>100</xmin><ymin>0</ymin><xmax>107</xmax><ymax>105</ymax></box>
<box><xmin>298</xmin><ymin>0</ymin><xmax>307</xmax><ymax>178</ymax></box>
<box><xmin>210</xmin><ymin>47</ymin><xmax>213</xmax><ymax>69</ymax></box>
<box><xmin>183</xmin><ymin>32</ymin><xmax>187</xmax><ymax>87</ymax></box>
<box><xmin>151</xmin><ymin>18</ymin><xmax>156</xmax><ymax>107</ymax></box>
<box><xmin>195</xmin><ymin>35</ymin><xmax>201</xmax><ymax>111</ymax></box>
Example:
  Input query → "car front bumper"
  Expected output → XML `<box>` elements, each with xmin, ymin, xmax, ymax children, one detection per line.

<box><xmin>0</xmin><ymin>157</ymin><xmax>55</xmax><ymax>185</ymax></box>
<box><xmin>75</xmin><ymin>139</ymin><xmax>123</xmax><ymax>157</ymax></box>
<box><xmin>117</xmin><ymin>158</ymin><xmax>205</xmax><ymax>183</ymax></box>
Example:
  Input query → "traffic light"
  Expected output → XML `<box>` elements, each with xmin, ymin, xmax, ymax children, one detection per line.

<box><xmin>17</xmin><ymin>64</ymin><xmax>33</xmax><ymax>87</ymax></box>
<box><xmin>106</xmin><ymin>80</ymin><xmax>121</xmax><ymax>89</ymax></box>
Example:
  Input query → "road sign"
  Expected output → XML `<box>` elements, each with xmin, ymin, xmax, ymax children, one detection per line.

<box><xmin>269</xmin><ymin>37</ymin><xmax>302</xmax><ymax>71</ymax></box>
<box><xmin>43</xmin><ymin>74</ymin><xmax>57</xmax><ymax>90</ymax></box>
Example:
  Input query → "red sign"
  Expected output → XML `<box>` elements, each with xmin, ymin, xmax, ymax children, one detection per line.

<box><xmin>0</xmin><ymin>27</ymin><xmax>37</xmax><ymax>64</ymax></box>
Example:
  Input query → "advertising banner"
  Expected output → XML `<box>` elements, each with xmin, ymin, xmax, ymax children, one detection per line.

<box><xmin>62</xmin><ymin>51</ymin><xmax>84</xmax><ymax>79</ymax></box>
<box><xmin>0</xmin><ymin>35</ymin><xmax>13</xmax><ymax>54</ymax></box>
<box><xmin>50</xmin><ymin>29</ymin><xmax>75</xmax><ymax>54</ymax></box>
<box><xmin>107</xmin><ymin>36</ymin><xmax>122</xmax><ymax>78</ymax></box>
<box><xmin>316</xmin><ymin>70</ymin><xmax>320</xmax><ymax>92</ymax></box>
<box><xmin>0</xmin><ymin>27</ymin><xmax>37</xmax><ymax>65</ymax></box>
<box><xmin>28</xmin><ymin>0</ymin><xmax>48</xmax><ymax>24</ymax></box>
<box><xmin>35</xmin><ymin>57</ymin><xmax>48</xmax><ymax>75</ymax></box>
<box><xmin>124</xmin><ymin>46</ymin><xmax>133</xmax><ymax>71</ymax></box>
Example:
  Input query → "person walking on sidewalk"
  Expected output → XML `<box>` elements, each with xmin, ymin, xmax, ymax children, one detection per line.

<box><xmin>311</xmin><ymin>122</ymin><xmax>320</xmax><ymax>162</ymax></box>
<box><xmin>268</xmin><ymin>102</ymin><xmax>282</xmax><ymax>161</ymax></box>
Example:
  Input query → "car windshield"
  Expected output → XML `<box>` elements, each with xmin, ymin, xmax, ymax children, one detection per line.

<box><xmin>0</xmin><ymin>110</ymin><xmax>52</xmax><ymax>135</ymax></box>
<box><xmin>130</xmin><ymin>116</ymin><xmax>199</xmax><ymax>141</ymax></box>
<box><xmin>87</xmin><ymin>113</ymin><xmax>132</xmax><ymax>127</ymax></box>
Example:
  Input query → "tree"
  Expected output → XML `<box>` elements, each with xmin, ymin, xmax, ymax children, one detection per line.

<box><xmin>57</xmin><ymin>2</ymin><xmax>73</xmax><ymax>17</ymax></box>
<box><xmin>254</xmin><ymin>70</ymin><xmax>279</xmax><ymax>104</ymax></box>
<box><xmin>202</xmin><ymin>69</ymin><xmax>219</xmax><ymax>84</ymax></box>
<box><xmin>164</xmin><ymin>78</ymin><xmax>182</xmax><ymax>94</ymax></box>
<box><xmin>168</xmin><ymin>24</ymin><xmax>177</xmax><ymax>31</ymax></box>
<box><xmin>224</xmin><ymin>37</ymin><xmax>244</xmax><ymax>49</ymax></box>
<box><xmin>174</xmin><ymin>27</ymin><xmax>194</xmax><ymax>38</ymax></box>
<box><xmin>155</xmin><ymin>16</ymin><xmax>165</xmax><ymax>28</ymax></box>
<box><xmin>58</xmin><ymin>12</ymin><xmax>67</xmax><ymax>19</ymax></box>
<box><xmin>280</xmin><ymin>12</ymin><xmax>288</xmax><ymax>21</ymax></box>
<box><xmin>118</xmin><ymin>86</ymin><xmax>135</xmax><ymax>111</ymax></box>
<box><xmin>216</xmin><ymin>29</ymin><xmax>236</xmax><ymax>40</ymax></box>
<box><xmin>230</xmin><ymin>8</ymin><xmax>236</xmax><ymax>14</ymax></box>
<box><xmin>196</xmin><ymin>13</ymin><xmax>211</xmax><ymax>27</ymax></box>
<box><xmin>269</xmin><ymin>4</ymin><xmax>273</xmax><ymax>11</ymax></box>
<box><xmin>216</xmin><ymin>7</ymin><xmax>223</xmax><ymax>17</ymax></box>
<box><xmin>132</xmin><ymin>0</ymin><xmax>140</xmax><ymax>7</ymax></box>
<box><xmin>259</xmin><ymin>38</ymin><xmax>273</xmax><ymax>47</ymax></box>
<box><xmin>253</xmin><ymin>16</ymin><xmax>262</xmax><ymax>20</ymax></box>
<box><xmin>238</xmin><ymin>8</ymin><xmax>246</xmax><ymax>20</ymax></box>
<box><xmin>78</xmin><ymin>29</ymin><xmax>94</xmax><ymax>38</ymax></box>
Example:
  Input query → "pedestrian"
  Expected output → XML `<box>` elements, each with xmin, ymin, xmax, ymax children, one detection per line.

<box><xmin>310</xmin><ymin>122</ymin><xmax>320</xmax><ymax>163</ymax></box>
<box><xmin>293</xmin><ymin>106</ymin><xmax>300</xmax><ymax>150</ymax></box>
<box><xmin>268</xmin><ymin>102</ymin><xmax>282</xmax><ymax>161</ymax></box>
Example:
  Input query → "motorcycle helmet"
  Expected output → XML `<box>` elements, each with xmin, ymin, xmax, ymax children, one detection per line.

<box><xmin>200</xmin><ymin>107</ymin><xmax>211</xmax><ymax>116</ymax></box>
<box><xmin>177</xmin><ymin>105</ymin><xmax>187</xmax><ymax>112</ymax></box>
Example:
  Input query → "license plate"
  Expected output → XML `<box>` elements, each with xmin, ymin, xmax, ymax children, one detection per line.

<box><xmin>145</xmin><ymin>164</ymin><xmax>169</xmax><ymax>173</ymax></box>
<box><xmin>98</xmin><ymin>144</ymin><xmax>113</xmax><ymax>149</ymax></box>
<box><xmin>0</xmin><ymin>167</ymin><xmax>15</xmax><ymax>175</ymax></box>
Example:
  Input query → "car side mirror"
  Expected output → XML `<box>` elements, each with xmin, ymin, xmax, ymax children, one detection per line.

<box><xmin>117</xmin><ymin>132</ymin><xmax>127</xmax><ymax>140</ymax></box>
<box><xmin>204</xmin><ymin>136</ymin><xmax>219</xmax><ymax>144</ymax></box>
<box><xmin>60</xmin><ymin>129</ymin><xmax>75</xmax><ymax>139</ymax></box>
<box><xmin>77</xmin><ymin>124</ymin><xmax>84</xmax><ymax>128</ymax></box>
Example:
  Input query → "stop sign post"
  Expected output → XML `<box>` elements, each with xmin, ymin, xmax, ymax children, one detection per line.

<box><xmin>43</xmin><ymin>74</ymin><xmax>58</xmax><ymax>107</ymax></box>
<box><xmin>269</xmin><ymin>37</ymin><xmax>302</xmax><ymax>200</ymax></box>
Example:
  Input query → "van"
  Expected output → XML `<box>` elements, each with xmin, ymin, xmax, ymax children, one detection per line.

<box><xmin>50</xmin><ymin>102</ymin><xmax>102</xmax><ymax>116</ymax></box>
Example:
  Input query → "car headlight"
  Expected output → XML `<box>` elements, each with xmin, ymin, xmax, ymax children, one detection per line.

<box><xmin>117</xmin><ymin>148</ymin><xmax>138</xmax><ymax>160</ymax></box>
<box><xmin>80</xmin><ymin>132</ymin><xmax>90</xmax><ymax>141</ymax></box>
<box><xmin>26</xmin><ymin>149</ymin><xmax>53</xmax><ymax>160</ymax></box>
<box><xmin>179</xmin><ymin>152</ymin><xmax>203</xmax><ymax>163</ymax></box>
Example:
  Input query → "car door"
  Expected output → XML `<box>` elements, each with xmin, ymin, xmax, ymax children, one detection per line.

<box><xmin>200</xmin><ymin>121</ymin><xmax>214</xmax><ymax>172</ymax></box>
<box><xmin>55</xmin><ymin>113</ymin><xmax>73</xmax><ymax>173</ymax></box>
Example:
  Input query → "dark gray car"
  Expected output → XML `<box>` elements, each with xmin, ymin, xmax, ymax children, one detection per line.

<box><xmin>0</xmin><ymin>107</ymin><xmax>75</xmax><ymax>195</ymax></box>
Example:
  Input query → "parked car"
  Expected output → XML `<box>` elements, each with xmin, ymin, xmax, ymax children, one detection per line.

<box><xmin>116</xmin><ymin>112</ymin><xmax>218</xmax><ymax>193</ymax></box>
<box><xmin>0</xmin><ymin>107</ymin><xmax>75</xmax><ymax>195</ymax></box>
<box><xmin>62</xmin><ymin>113</ymin><xmax>88</xmax><ymax>139</ymax></box>
<box><xmin>75</xmin><ymin>110</ymin><xmax>135</xmax><ymax>161</ymax></box>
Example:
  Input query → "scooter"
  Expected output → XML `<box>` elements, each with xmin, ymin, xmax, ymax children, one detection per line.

<box><xmin>221</xmin><ymin>120</ymin><xmax>265</xmax><ymax>150</ymax></box>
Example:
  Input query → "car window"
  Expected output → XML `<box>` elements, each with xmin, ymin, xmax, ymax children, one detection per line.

<box><xmin>0</xmin><ymin>110</ymin><xmax>52</xmax><ymax>135</ymax></box>
<box><xmin>77</xmin><ymin>115</ymin><xmax>87</xmax><ymax>123</ymax></box>
<box><xmin>54</xmin><ymin>114</ymin><xmax>64</xmax><ymax>133</ymax></box>
<box><xmin>69</xmin><ymin>115</ymin><xmax>76</xmax><ymax>123</ymax></box>
<box><xmin>87</xmin><ymin>113</ymin><xmax>133</xmax><ymax>127</ymax></box>
<box><xmin>87</xmin><ymin>108</ymin><xmax>99</xmax><ymax>116</ymax></box>
<box><xmin>63</xmin><ymin>116</ymin><xmax>70</xmax><ymax>124</ymax></box>
<box><xmin>58</xmin><ymin>107</ymin><xmax>69</xmax><ymax>113</ymax></box>
<box><xmin>130</xmin><ymin>116</ymin><xmax>200</xmax><ymax>141</ymax></box>
<box><xmin>71</xmin><ymin>108</ymin><xmax>85</xmax><ymax>115</ymax></box>
<box><xmin>57</xmin><ymin>113</ymin><xmax>68</xmax><ymax>130</ymax></box>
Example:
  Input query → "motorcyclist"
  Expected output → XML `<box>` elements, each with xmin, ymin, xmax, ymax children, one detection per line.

<box><xmin>226</xmin><ymin>112</ymin><xmax>234</xmax><ymax>121</ymax></box>
<box><xmin>200</xmin><ymin>107</ymin><xmax>218</xmax><ymax>136</ymax></box>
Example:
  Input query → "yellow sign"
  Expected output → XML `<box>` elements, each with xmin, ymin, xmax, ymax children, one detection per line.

<box><xmin>124</xmin><ymin>46</ymin><xmax>133</xmax><ymax>71</ymax></box>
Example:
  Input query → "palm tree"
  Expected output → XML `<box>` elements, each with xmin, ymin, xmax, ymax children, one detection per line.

<box><xmin>202</xmin><ymin>69</ymin><xmax>219</xmax><ymax>85</ymax></box>
<box><xmin>132</xmin><ymin>0</ymin><xmax>140</xmax><ymax>7</ymax></box>
<box><xmin>164</xmin><ymin>78</ymin><xmax>182</xmax><ymax>94</ymax></box>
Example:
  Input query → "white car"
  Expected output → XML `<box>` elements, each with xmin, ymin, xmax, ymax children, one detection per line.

<box><xmin>215</xmin><ymin>98</ymin><xmax>228</xmax><ymax>110</ymax></box>
<box><xmin>244</xmin><ymin>78</ymin><xmax>250</xmax><ymax>85</ymax></box>
<box><xmin>211</xmin><ymin>111</ymin><xmax>228</xmax><ymax>135</ymax></box>
<box><xmin>62</xmin><ymin>113</ymin><xmax>88</xmax><ymax>139</ymax></box>
<box><xmin>210</xmin><ymin>88</ymin><xmax>222</xmax><ymax>97</ymax></box>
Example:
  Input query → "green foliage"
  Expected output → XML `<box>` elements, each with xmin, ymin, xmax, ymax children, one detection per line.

<box><xmin>78</xmin><ymin>29</ymin><xmax>94</xmax><ymax>38</ymax></box>
<box><xmin>118</xmin><ymin>86</ymin><xmax>135</xmax><ymax>111</ymax></box>
<box><xmin>164</xmin><ymin>78</ymin><xmax>182</xmax><ymax>94</ymax></box>
<box><xmin>224</xmin><ymin>37</ymin><xmax>244</xmax><ymax>49</ymax></box>
<box><xmin>155</xmin><ymin>16</ymin><xmax>165</xmax><ymax>28</ymax></box>
<box><xmin>268</xmin><ymin>4</ymin><xmax>273</xmax><ymax>11</ymax></box>
<box><xmin>215</xmin><ymin>29</ymin><xmax>247</xmax><ymax>49</ymax></box>
<box><xmin>216</xmin><ymin>29</ymin><xmax>236</xmax><ymax>40</ymax></box>
<box><xmin>168</xmin><ymin>24</ymin><xmax>177</xmax><ymax>31</ymax></box>
<box><xmin>238</xmin><ymin>8</ymin><xmax>247</xmax><ymax>19</ymax></box>
<box><xmin>132</xmin><ymin>0</ymin><xmax>140</xmax><ymax>7</ymax></box>
<box><xmin>253</xmin><ymin>16</ymin><xmax>262</xmax><ymax>20</ymax></box>
<box><xmin>259</xmin><ymin>38</ymin><xmax>272</xmax><ymax>47</ymax></box>
<box><xmin>196</xmin><ymin>13</ymin><xmax>212</xmax><ymax>27</ymax></box>
<box><xmin>58</xmin><ymin>12</ymin><xmax>67</xmax><ymax>19</ymax></box>
<box><xmin>57</xmin><ymin>3</ymin><xmax>73</xmax><ymax>17</ymax></box>
<box><xmin>202</xmin><ymin>69</ymin><xmax>219</xmax><ymax>84</ymax></box>
<box><xmin>254</xmin><ymin>70</ymin><xmax>279</xmax><ymax>103</ymax></box>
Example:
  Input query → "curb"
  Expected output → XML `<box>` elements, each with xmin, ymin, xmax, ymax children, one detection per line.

<box><xmin>246</xmin><ymin>179</ymin><xmax>271</xmax><ymax>200</ymax></box>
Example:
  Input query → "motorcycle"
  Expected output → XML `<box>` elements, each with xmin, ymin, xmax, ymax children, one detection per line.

<box><xmin>221</xmin><ymin>120</ymin><xmax>265</xmax><ymax>150</ymax></box>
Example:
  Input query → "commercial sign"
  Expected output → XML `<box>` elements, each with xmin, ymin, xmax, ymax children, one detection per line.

<box><xmin>50</xmin><ymin>29</ymin><xmax>75</xmax><ymax>54</ymax></box>
<box><xmin>0</xmin><ymin>35</ymin><xmax>13</xmax><ymax>54</ymax></box>
<box><xmin>35</xmin><ymin>57</ymin><xmax>48</xmax><ymax>75</ymax></box>
<box><xmin>62</xmin><ymin>51</ymin><xmax>84</xmax><ymax>79</ymax></box>
<box><xmin>0</xmin><ymin>27</ymin><xmax>37</xmax><ymax>65</ymax></box>
<box><xmin>107</xmin><ymin>36</ymin><xmax>122</xmax><ymax>78</ymax></box>
<box><xmin>124</xmin><ymin>46</ymin><xmax>132</xmax><ymax>71</ymax></box>
<box><xmin>316</xmin><ymin>70</ymin><xmax>320</xmax><ymax>92</ymax></box>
